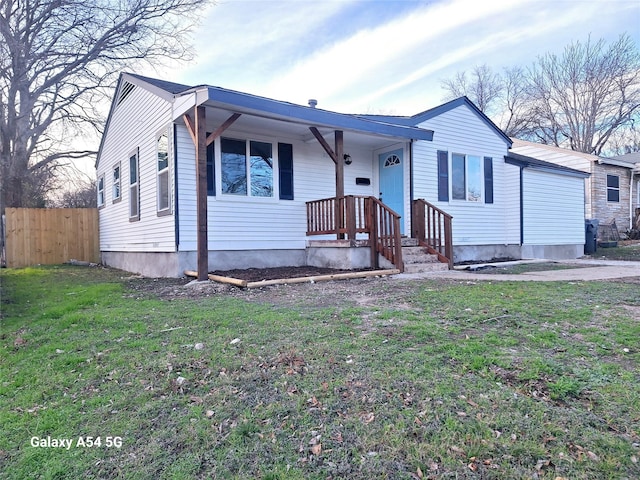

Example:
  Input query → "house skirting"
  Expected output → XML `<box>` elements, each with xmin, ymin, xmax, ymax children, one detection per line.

<box><xmin>101</xmin><ymin>243</ymin><xmax>393</xmax><ymax>277</ymax></box>
<box><xmin>453</xmin><ymin>243</ymin><xmax>584</xmax><ymax>263</ymax></box>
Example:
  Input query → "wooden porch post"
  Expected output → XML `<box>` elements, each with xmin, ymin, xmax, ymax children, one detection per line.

<box><xmin>334</xmin><ymin>130</ymin><xmax>344</xmax><ymax>239</ymax></box>
<box><xmin>195</xmin><ymin>106</ymin><xmax>208</xmax><ymax>281</ymax></box>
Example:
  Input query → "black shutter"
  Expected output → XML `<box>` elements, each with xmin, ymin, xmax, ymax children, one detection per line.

<box><xmin>278</xmin><ymin>143</ymin><xmax>294</xmax><ymax>200</ymax></box>
<box><xmin>437</xmin><ymin>150</ymin><xmax>449</xmax><ymax>201</ymax></box>
<box><xmin>206</xmin><ymin>138</ymin><xmax>215</xmax><ymax>196</ymax></box>
<box><xmin>484</xmin><ymin>157</ymin><xmax>493</xmax><ymax>204</ymax></box>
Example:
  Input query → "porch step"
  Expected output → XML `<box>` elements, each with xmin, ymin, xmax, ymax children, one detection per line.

<box><xmin>402</xmin><ymin>245</ymin><xmax>449</xmax><ymax>273</ymax></box>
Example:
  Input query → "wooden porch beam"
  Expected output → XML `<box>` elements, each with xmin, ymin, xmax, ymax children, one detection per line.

<box><xmin>206</xmin><ymin>113</ymin><xmax>241</xmax><ymax>146</ymax></box>
<box><xmin>182</xmin><ymin>113</ymin><xmax>197</xmax><ymax>146</ymax></box>
<box><xmin>309</xmin><ymin>127</ymin><xmax>337</xmax><ymax>164</ymax></box>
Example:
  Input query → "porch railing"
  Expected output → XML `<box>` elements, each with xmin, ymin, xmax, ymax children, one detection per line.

<box><xmin>306</xmin><ymin>195</ymin><xmax>403</xmax><ymax>271</ymax></box>
<box><xmin>412</xmin><ymin>198</ymin><xmax>453</xmax><ymax>269</ymax></box>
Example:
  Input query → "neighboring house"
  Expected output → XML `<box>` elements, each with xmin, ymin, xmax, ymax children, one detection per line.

<box><xmin>610</xmin><ymin>152</ymin><xmax>640</xmax><ymax>230</ymax></box>
<box><xmin>511</xmin><ymin>139</ymin><xmax>640</xmax><ymax>234</ymax></box>
<box><xmin>96</xmin><ymin>73</ymin><xmax>588</xmax><ymax>277</ymax></box>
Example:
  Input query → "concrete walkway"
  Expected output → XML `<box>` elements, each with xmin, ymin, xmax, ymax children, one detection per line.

<box><xmin>395</xmin><ymin>259</ymin><xmax>640</xmax><ymax>282</ymax></box>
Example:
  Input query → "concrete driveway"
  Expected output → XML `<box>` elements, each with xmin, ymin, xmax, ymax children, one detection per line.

<box><xmin>396</xmin><ymin>259</ymin><xmax>640</xmax><ymax>282</ymax></box>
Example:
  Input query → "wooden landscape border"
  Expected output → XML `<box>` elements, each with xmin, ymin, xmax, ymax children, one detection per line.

<box><xmin>184</xmin><ymin>268</ymin><xmax>400</xmax><ymax>288</ymax></box>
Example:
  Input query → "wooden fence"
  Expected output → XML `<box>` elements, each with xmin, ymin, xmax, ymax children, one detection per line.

<box><xmin>3</xmin><ymin>208</ymin><xmax>99</xmax><ymax>268</ymax></box>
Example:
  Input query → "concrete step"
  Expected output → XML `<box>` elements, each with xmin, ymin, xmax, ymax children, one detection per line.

<box><xmin>401</xmin><ymin>244</ymin><xmax>449</xmax><ymax>272</ymax></box>
<box><xmin>403</xmin><ymin>262</ymin><xmax>450</xmax><ymax>273</ymax></box>
<box><xmin>401</xmin><ymin>237</ymin><xmax>419</xmax><ymax>247</ymax></box>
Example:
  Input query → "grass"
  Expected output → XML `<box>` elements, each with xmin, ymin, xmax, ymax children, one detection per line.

<box><xmin>593</xmin><ymin>243</ymin><xmax>640</xmax><ymax>261</ymax></box>
<box><xmin>1</xmin><ymin>265</ymin><xmax>639</xmax><ymax>479</ymax></box>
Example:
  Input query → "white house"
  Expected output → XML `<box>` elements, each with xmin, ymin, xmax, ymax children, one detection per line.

<box><xmin>96</xmin><ymin>74</ymin><xmax>588</xmax><ymax>277</ymax></box>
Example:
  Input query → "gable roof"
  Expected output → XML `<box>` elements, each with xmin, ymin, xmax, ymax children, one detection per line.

<box><xmin>123</xmin><ymin>73</ymin><xmax>434</xmax><ymax>142</ymax></box>
<box><xmin>505</xmin><ymin>152</ymin><xmax>590</xmax><ymax>178</ymax></box>
<box><xmin>360</xmin><ymin>96</ymin><xmax>512</xmax><ymax>147</ymax></box>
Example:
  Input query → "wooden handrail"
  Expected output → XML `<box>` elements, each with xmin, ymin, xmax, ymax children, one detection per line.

<box><xmin>412</xmin><ymin>199</ymin><xmax>453</xmax><ymax>269</ymax></box>
<box><xmin>306</xmin><ymin>196</ymin><xmax>403</xmax><ymax>271</ymax></box>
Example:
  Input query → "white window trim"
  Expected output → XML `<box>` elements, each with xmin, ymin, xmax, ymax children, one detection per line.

<box><xmin>216</xmin><ymin>136</ymin><xmax>279</xmax><ymax>201</ymax></box>
<box><xmin>129</xmin><ymin>149</ymin><xmax>140</xmax><ymax>222</ymax></box>
<box><xmin>450</xmin><ymin>152</ymin><xmax>484</xmax><ymax>204</ymax></box>
<box><xmin>156</xmin><ymin>131</ymin><xmax>171</xmax><ymax>215</ymax></box>
<box><xmin>112</xmin><ymin>163</ymin><xmax>121</xmax><ymax>203</ymax></box>
<box><xmin>97</xmin><ymin>174</ymin><xmax>105</xmax><ymax>208</ymax></box>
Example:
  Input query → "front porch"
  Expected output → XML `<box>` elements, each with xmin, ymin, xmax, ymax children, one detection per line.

<box><xmin>305</xmin><ymin>195</ymin><xmax>454</xmax><ymax>271</ymax></box>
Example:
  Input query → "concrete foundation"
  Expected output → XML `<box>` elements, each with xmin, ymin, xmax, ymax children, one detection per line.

<box><xmin>101</xmin><ymin>249</ymin><xmax>307</xmax><ymax>277</ymax></box>
<box><xmin>520</xmin><ymin>244</ymin><xmax>585</xmax><ymax>260</ymax></box>
<box><xmin>453</xmin><ymin>243</ymin><xmax>585</xmax><ymax>263</ymax></box>
<box><xmin>453</xmin><ymin>245</ymin><xmax>523</xmax><ymax>263</ymax></box>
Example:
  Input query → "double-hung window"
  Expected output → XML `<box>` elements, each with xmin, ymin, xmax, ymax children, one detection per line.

<box><xmin>452</xmin><ymin>153</ymin><xmax>482</xmax><ymax>202</ymax></box>
<box><xmin>97</xmin><ymin>175</ymin><xmax>105</xmax><ymax>208</ymax></box>
<box><xmin>438</xmin><ymin>150</ymin><xmax>493</xmax><ymax>204</ymax></box>
<box><xmin>112</xmin><ymin>164</ymin><xmax>121</xmax><ymax>203</ymax></box>
<box><xmin>157</xmin><ymin>133</ymin><xmax>170</xmax><ymax>213</ymax></box>
<box><xmin>607</xmin><ymin>174</ymin><xmax>620</xmax><ymax>202</ymax></box>
<box><xmin>129</xmin><ymin>149</ymin><xmax>140</xmax><ymax>221</ymax></box>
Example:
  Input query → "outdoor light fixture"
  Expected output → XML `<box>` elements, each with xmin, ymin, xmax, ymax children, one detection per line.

<box><xmin>343</xmin><ymin>154</ymin><xmax>352</xmax><ymax>165</ymax></box>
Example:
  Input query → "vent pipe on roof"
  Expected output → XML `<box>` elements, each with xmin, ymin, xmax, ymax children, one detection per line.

<box><xmin>308</xmin><ymin>99</ymin><xmax>317</xmax><ymax>108</ymax></box>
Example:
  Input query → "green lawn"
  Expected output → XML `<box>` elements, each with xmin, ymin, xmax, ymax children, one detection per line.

<box><xmin>1</xmin><ymin>266</ymin><xmax>639</xmax><ymax>479</ymax></box>
<box><xmin>594</xmin><ymin>243</ymin><xmax>640</xmax><ymax>261</ymax></box>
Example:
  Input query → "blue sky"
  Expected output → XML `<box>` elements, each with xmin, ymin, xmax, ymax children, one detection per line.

<box><xmin>161</xmin><ymin>0</ymin><xmax>640</xmax><ymax>116</ymax></box>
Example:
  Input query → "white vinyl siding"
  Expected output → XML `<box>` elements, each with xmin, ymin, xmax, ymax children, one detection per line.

<box><xmin>176</xmin><ymin>126</ymin><xmax>376</xmax><ymax>251</ymax></box>
<box><xmin>523</xmin><ymin>170</ymin><xmax>585</xmax><ymax>245</ymax></box>
<box><xmin>412</xmin><ymin>103</ymin><xmax>517</xmax><ymax>246</ymax></box>
<box><xmin>97</xmin><ymin>84</ymin><xmax>175</xmax><ymax>252</ymax></box>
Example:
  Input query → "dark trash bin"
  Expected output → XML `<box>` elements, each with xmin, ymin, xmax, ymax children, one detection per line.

<box><xmin>584</xmin><ymin>219</ymin><xmax>599</xmax><ymax>255</ymax></box>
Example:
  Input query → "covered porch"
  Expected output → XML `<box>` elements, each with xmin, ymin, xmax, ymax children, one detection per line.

<box><xmin>175</xmin><ymin>87</ymin><xmax>450</xmax><ymax>278</ymax></box>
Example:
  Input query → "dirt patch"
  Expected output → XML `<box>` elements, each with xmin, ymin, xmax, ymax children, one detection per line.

<box><xmin>210</xmin><ymin>266</ymin><xmax>373</xmax><ymax>282</ymax></box>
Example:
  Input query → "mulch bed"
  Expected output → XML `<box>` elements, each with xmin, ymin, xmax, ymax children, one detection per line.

<box><xmin>210</xmin><ymin>266</ymin><xmax>373</xmax><ymax>282</ymax></box>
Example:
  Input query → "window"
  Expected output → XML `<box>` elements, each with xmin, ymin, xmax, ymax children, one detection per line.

<box><xmin>129</xmin><ymin>149</ymin><xmax>140</xmax><ymax>221</ymax></box>
<box><xmin>112</xmin><ymin>164</ymin><xmax>121</xmax><ymax>203</ymax></box>
<box><xmin>452</xmin><ymin>153</ymin><xmax>482</xmax><ymax>202</ymax></box>
<box><xmin>437</xmin><ymin>151</ymin><xmax>493</xmax><ymax>204</ymax></box>
<box><xmin>157</xmin><ymin>133</ymin><xmax>170</xmax><ymax>213</ymax></box>
<box><xmin>607</xmin><ymin>174</ymin><xmax>620</xmax><ymax>202</ymax></box>
<box><xmin>97</xmin><ymin>175</ymin><xmax>105</xmax><ymax>207</ymax></box>
<box><xmin>211</xmin><ymin>138</ymin><xmax>293</xmax><ymax>199</ymax></box>
<box><xmin>221</xmin><ymin>137</ymin><xmax>275</xmax><ymax>197</ymax></box>
<box><xmin>221</xmin><ymin>138</ymin><xmax>248</xmax><ymax>195</ymax></box>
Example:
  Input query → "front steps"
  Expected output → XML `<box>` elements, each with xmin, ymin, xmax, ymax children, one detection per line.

<box><xmin>401</xmin><ymin>238</ymin><xmax>449</xmax><ymax>273</ymax></box>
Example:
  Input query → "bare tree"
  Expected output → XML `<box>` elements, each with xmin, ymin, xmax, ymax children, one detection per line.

<box><xmin>441</xmin><ymin>64</ymin><xmax>504</xmax><ymax>115</ymax></box>
<box><xmin>0</xmin><ymin>0</ymin><xmax>212</xmax><ymax>212</ymax></box>
<box><xmin>528</xmin><ymin>34</ymin><xmax>640</xmax><ymax>155</ymax></box>
<box><xmin>441</xmin><ymin>34</ymin><xmax>640</xmax><ymax>155</ymax></box>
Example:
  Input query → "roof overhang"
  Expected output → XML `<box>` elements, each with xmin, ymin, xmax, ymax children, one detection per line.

<box><xmin>182</xmin><ymin>86</ymin><xmax>434</xmax><ymax>142</ymax></box>
<box><xmin>505</xmin><ymin>154</ymin><xmax>590</xmax><ymax>179</ymax></box>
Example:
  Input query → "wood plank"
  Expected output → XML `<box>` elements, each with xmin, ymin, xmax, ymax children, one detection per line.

<box><xmin>246</xmin><ymin>269</ymin><xmax>400</xmax><ymax>288</ymax></box>
<box><xmin>308</xmin><ymin>127</ymin><xmax>337</xmax><ymax>163</ymax></box>
<box><xmin>205</xmin><ymin>113</ymin><xmax>241</xmax><ymax>146</ymax></box>
<box><xmin>195</xmin><ymin>106</ymin><xmax>208</xmax><ymax>281</ymax></box>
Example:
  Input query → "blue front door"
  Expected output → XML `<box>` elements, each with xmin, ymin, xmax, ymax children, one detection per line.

<box><xmin>379</xmin><ymin>148</ymin><xmax>404</xmax><ymax>234</ymax></box>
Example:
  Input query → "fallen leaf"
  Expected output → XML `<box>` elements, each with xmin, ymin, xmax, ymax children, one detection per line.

<box><xmin>14</xmin><ymin>337</ymin><xmax>27</xmax><ymax>347</ymax></box>
<box><xmin>416</xmin><ymin>466</ymin><xmax>423</xmax><ymax>478</ymax></box>
<box><xmin>360</xmin><ymin>412</ymin><xmax>375</xmax><ymax>424</ymax></box>
<box><xmin>205</xmin><ymin>410</ymin><xmax>214</xmax><ymax>417</ymax></box>
<box><xmin>310</xmin><ymin>443</ymin><xmax>322</xmax><ymax>455</ymax></box>
<box><xmin>587</xmin><ymin>451</ymin><xmax>599</xmax><ymax>461</ymax></box>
